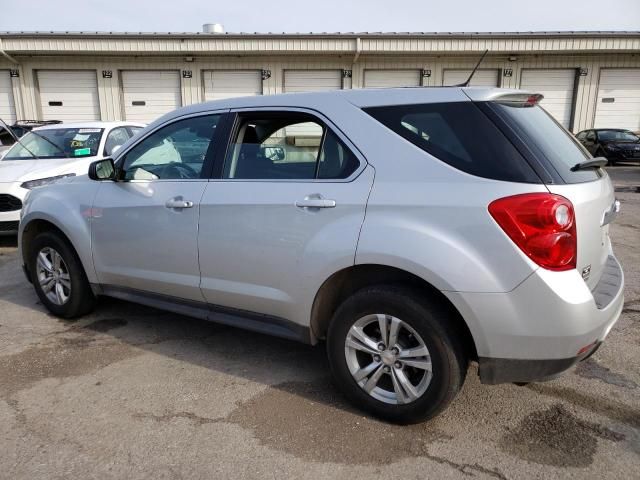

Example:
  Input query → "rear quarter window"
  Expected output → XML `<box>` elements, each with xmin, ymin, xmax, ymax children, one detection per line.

<box><xmin>363</xmin><ymin>102</ymin><xmax>541</xmax><ymax>183</ymax></box>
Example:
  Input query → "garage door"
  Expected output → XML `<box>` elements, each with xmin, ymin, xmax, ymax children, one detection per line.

<box><xmin>520</xmin><ymin>69</ymin><xmax>576</xmax><ymax>128</ymax></box>
<box><xmin>203</xmin><ymin>70</ymin><xmax>262</xmax><ymax>102</ymax></box>
<box><xmin>122</xmin><ymin>71</ymin><xmax>181</xmax><ymax>123</ymax></box>
<box><xmin>364</xmin><ymin>70</ymin><xmax>421</xmax><ymax>88</ymax></box>
<box><xmin>284</xmin><ymin>70</ymin><xmax>342</xmax><ymax>93</ymax></box>
<box><xmin>0</xmin><ymin>71</ymin><xmax>16</xmax><ymax>124</ymax></box>
<box><xmin>442</xmin><ymin>69</ymin><xmax>500</xmax><ymax>87</ymax></box>
<box><xmin>594</xmin><ymin>68</ymin><xmax>640</xmax><ymax>131</ymax></box>
<box><xmin>37</xmin><ymin>70</ymin><xmax>100</xmax><ymax>122</ymax></box>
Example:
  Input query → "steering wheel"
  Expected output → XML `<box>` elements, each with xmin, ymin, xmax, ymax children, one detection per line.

<box><xmin>160</xmin><ymin>162</ymin><xmax>198</xmax><ymax>179</ymax></box>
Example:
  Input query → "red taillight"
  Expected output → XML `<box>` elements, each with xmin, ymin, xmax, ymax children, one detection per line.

<box><xmin>488</xmin><ymin>193</ymin><xmax>577</xmax><ymax>271</ymax></box>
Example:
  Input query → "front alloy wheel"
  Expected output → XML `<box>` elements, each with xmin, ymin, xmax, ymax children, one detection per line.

<box><xmin>29</xmin><ymin>230</ymin><xmax>95</xmax><ymax>319</ymax></box>
<box><xmin>36</xmin><ymin>247</ymin><xmax>72</xmax><ymax>305</ymax></box>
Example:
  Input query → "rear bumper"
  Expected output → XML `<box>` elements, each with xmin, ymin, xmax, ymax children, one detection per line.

<box><xmin>478</xmin><ymin>342</ymin><xmax>601</xmax><ymax>384</ymax></box>
<box><xmin>445</xmin><ymin>255</ymin><xmax>624</xmax><ymax>384</ymax></box>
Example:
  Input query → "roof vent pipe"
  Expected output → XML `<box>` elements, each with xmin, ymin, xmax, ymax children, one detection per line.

<box><xmin>202</xmin><ymin>24</ymin><xmax>225</xmax><ymax>34</ymax></box>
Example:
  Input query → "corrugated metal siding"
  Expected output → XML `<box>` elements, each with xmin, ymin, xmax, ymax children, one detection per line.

<box><xmin>3</xmin><ymin>52</ymin><xmax>640</xmax><ymax>131</ymax></box>
<box><xmin>2</xmin><ymin>34</ymin><xmax>639</xmax><ymax>56</ymax></box>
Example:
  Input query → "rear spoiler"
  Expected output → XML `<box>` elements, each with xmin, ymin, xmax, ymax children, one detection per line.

<box><xmin>492</xmin><ymin>93</ymin><xmax>544</xmax><ymax>107</ymax></box>
<box><xmin>462</xmin><ymin>89</ymin><xmax>544</xmax><ymax>105</ymax></box>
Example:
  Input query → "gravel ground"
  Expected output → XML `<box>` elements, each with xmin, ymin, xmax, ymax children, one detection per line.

<box><xmin>0</xmin><ymin>167</ymin><xmax>638</xmax><ymax>479</ymax></box>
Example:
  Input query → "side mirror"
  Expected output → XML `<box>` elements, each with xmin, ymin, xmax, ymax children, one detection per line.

<box><xmin>88</xmin><ymin>158</ymin><xmax>117</xmax><ymax>181</ymax></box>
<box><xmin>262</xmin><ymin>146</ymin><xmax>285</xmax><ymax>161</ymax></box>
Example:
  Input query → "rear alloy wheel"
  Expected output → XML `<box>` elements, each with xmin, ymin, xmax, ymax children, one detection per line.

<box><xmin>327</xmin><ymin>285</ymin><xmax>467</xmax><ymax>424</ymax></box>
<box><xmin>345</xmin><ymin>314</ymin><xmax>433</xmax><ymax>405</ymax></box>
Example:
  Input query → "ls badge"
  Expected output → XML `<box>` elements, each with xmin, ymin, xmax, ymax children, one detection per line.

<box><xmin>581</xmin><ymin>265</ymin><xmax>592</xmax><ymax>281</ymax></box>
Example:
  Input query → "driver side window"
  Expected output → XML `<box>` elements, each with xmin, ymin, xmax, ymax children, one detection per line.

<box><xmin>122</xmin><ymin>114</ymin><xmax>221</xmax><ymax>180</ymax></box>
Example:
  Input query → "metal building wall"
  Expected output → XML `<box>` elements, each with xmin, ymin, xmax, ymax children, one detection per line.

<box><xmin>1</xmin><ymin>41</ymin><xmax>639</xmax><ymax>131</ymax></box>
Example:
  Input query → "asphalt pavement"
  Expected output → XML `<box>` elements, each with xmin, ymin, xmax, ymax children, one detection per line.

<box><xmin>0</xmin><ymin>167</ymin><xmax>638</xmax><ymax>479</ymax></box>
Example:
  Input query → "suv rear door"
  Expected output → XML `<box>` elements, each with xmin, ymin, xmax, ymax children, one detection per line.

<box><xmin>197</xmin><ymin>109</ymin><xmax>373</xmax><ymax>332</ymax></box>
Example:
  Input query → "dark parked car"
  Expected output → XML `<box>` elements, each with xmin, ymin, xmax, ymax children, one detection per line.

<box><xmin>0</xmin><ymin>127</ymin><xmax>14</xmax><ymax>157</ymax></box>
<box><xmin>576</xmin><ymin>128</ymin><xmax>640</xmax><ymax>165</ymax></box>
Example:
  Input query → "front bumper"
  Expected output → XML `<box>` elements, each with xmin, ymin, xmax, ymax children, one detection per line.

<box><xmin>445</xmin><ymin>255</ymin><xmax>624</xmax><ymax>384</ymax></box>
<box><xmin>0</xmin><ymin>182</ymin><xmax>26</xmax><ymax>234</ymax></box>
<box><xmin>605</xmin><ymin>150</ymin><xmax>640</xmax><ymax>162</ymax></box>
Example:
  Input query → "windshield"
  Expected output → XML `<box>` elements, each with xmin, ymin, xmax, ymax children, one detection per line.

<box><xmin>2</xmin><ymin>128</ymin><xmax>104</xmax><ymax>160</ymax></box>
<box><xmin>598</xmin><ymin>130</ymin><xmax>639</xmax><ymax>142</ymax></box>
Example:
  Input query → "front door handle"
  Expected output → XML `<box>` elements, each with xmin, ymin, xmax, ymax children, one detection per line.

<box><xmin>165</xmin><ymin>198</ymin><xmax>194</xmax><ymax>209</ymax></box>
<box><xmin>295</xmin><ymin>196</ymin><xmax>336</xmax><ymax>209</ymax></box>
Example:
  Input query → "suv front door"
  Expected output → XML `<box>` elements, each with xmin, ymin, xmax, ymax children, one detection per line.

<box><xmin>91</xmin><ymin>112</ymin><xmax>225</xmax><ymax>301</ymax></box>
<box><xmin>198</xmin><ymin>109</ymin><xmax>374</xmax><ymax>333</ymax></box>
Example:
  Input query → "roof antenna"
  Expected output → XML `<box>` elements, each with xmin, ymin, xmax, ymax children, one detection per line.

<box><xmin>455</xmin><ymin>49</ymin><xmax>489</xmax><ymax>87</ymax></box>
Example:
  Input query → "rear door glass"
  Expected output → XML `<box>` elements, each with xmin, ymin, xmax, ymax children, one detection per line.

<box><xmin>364</xmin><ymin>102</ymin><xmax>541</xmax><ymax>183</ymax></box>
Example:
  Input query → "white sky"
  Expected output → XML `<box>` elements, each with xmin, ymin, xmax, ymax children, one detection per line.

<box><xmin>1</xmin><ymin>0</ymin><xmax>638</xmax><ymax>32</ymax></box>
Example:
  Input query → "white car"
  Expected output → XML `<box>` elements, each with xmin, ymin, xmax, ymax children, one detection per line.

<box><xmin>0</xmin><ymin>121</ymin><xmax>145</xmax><ymax>234</ymax></box>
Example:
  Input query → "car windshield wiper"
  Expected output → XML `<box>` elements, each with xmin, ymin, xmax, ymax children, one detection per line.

<box><xmin>0</xmin><ymin>117</ymin><xmax>40</xmax><ymax>160</ymax></box>
<box><xmin>28</xmin><ymin>130</ymin><xmax>70</xmax><ymax>158</ymax></box>
<box><xmin>570</xmin><ymin>157</ymin><xmax>608</xmax><ymax>172</ymax></box>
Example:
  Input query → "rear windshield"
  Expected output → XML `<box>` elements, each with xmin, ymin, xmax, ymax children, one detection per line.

<box><xmin>363</xmin><ymin>102</ymin><xmax>541</xmax><ymax>183</ymax></box>
<box><xmin>486</xmin><ymin>103</ymin><xmax>599</xmax><ymax>184</ymax></box>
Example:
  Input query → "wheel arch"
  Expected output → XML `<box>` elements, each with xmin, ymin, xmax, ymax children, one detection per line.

<box><xmin>310</xmin><ymin>263</ymin><xmax>478</xmax><ymax>361</ymax></box>
<box><xmin>20</xmin><ymin>217</ymin><xmax>95</xmax><ymax>284</ymax></box>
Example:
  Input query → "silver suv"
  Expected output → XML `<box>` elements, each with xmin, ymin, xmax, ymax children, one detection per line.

<box><xmin>18</xmin><ymin>88</ymin><xmax>624</xmax><ymax>423</ymax></box>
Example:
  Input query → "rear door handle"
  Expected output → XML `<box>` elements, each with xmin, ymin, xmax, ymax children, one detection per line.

<box><xmin>295</xmin><ymin>197</ymin><xmax>336</xmax><ymax>209</ymax></box>
<box><xmin>165</xmin><ymin>198</ymin><xmax>194</xmax><ymax>209</ymax></box>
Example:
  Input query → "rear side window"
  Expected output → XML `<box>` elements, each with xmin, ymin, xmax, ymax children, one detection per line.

<box><xmin>487</xmin><ymin>103</ymin><xmax>599</xmax><ymax>184</ymax></box>
<box><xmin>223</xmin><ymin>112</ymin><xmax>360</xmax><ymax>180</ymax></box>
<box><xmin>363</xmin><ymin>103</ymin><xmax>541</xmax><ymax>183</ymax></box>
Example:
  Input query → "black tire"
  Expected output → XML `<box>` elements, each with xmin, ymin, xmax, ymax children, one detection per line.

<box><xmin>596</xmin><ymin>148</ymin><xmax>615</xmax><ymax>166</ymax></box>
<box><xmin>327</xmin><ymin>285</ymin><xmax>467</xmax><ymax>424</ymax></box>
<box><xmin>29</xmin><ymin>231</ymin><xmax>96</xmax><ymax>319</ymax></box>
